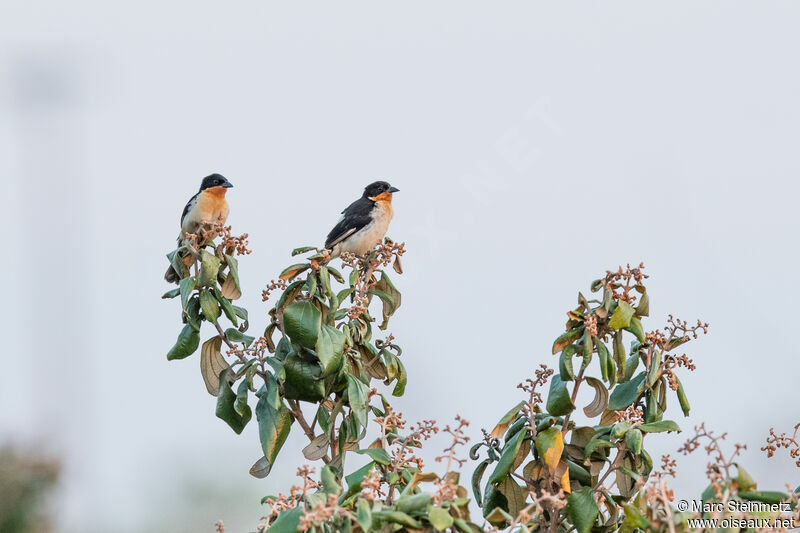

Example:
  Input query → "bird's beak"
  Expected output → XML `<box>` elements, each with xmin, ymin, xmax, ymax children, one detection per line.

<box><xmin>389</xmin><ymin>186</ymin><xmax>399</xmax><ymax>193</ymax></box>
<box><xmin>223</xmin><ymin>180</ymin><xmax>234</xmax><ymax>188</ymax></box>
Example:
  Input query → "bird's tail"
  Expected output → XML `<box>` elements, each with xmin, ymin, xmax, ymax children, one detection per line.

<box><xmin>165</xmin><ymin>264</ymin><xmax>180</xmax><ymax>284</ymax></box>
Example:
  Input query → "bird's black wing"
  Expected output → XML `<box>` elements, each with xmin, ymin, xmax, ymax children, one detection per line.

<box><xmin>176</xmin><ymin>192</ymin><xmax>200</xmax><ymax>244</ymax></box>
<box><xmin>325</xmin><ymin>197</ymin><xmax>375</xmax><ymax>248</ymax></box>
<box><xmin>180</xmin><ymin>192</ymin><xmax>200</xmax><ymax>225</ymax></box>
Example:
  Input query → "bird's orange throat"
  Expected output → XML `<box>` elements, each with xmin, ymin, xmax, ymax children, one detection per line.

<box><xmin>369</xmin><ymin>192</ymin><xmax>393</xmax><ymax>203</ymax></box>
<box><xmin>205</xmin><ymin>186</ymin><xmax>229</xmax><ymax>197</ymax></box>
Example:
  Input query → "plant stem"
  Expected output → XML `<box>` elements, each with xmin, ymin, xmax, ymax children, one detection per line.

<box><xmin>561</xmin><ymin>365</ymin><xmax>586</xmax><ymax>436</ymax></box>
<box><xmin>287</xmin><ymin>398</ymin><xmax>331</xmax><ymax>464</ymax></box>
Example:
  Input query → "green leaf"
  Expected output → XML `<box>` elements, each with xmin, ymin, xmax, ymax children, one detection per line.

<box><xmin>373</xmin><ymin>272</ymin><xmax>401</xmax><ymax>330</ymax></box>
<box><xmin>676</xmin><ymin>376</ymin><xmax>691</xmax><ymax>416</ymax></box>
<box><xmin>356</xmin><ymin>499</ymin><xmax>372</xmax><ymax>531</ymax></box>
<box><xmin>184</xmin><ymin>295</ymin><xmax>201</xmax><ymax>330</ymax></box>
<box><xmin>622</xmin><ymin>503</ymin><xmax>650</xmax><ymax>530</ymax></box>
<box><xmin>224</xmin><ymin>253</ymin><xmax>240</xmax><ymax>288</ymax></box>
<box><xmin>613</xmin><ymin>330</ymin><xmax>626</xmax><ymax>380</ymax></box>
<box><xmin>224</xmin><ymin>328</ymin><xmax>255</xmax><ymax>347</ymax></box>
<box><xmin>282</xmin><ymin>353</ymin><xmax>326</xmax><ymax>402</ymax></box>
<box><xmin>216</xmin><ymin>369</ymin><xmax>251</xmax><ymax>433</ymax></box>
<box><xmin>607</xmin><ymin>372</ymin><xmax>646</xmax><ymax>411</ymax></box>
<box><xmin>268</xmin><ymin>507</ymin><xmax>302</xmax><ymax>533</ymax></box>
<box><xmin>327</xmin><ymin>266</ymin><xmax>345</xmax><ymax>284</ymax></box>
<box><xmin>393</xmin><ymin>356</ymin><xmax>408</xmax><ymax>397</ymax></box>
<box><xmin>346</xmin><ymin>375</ymin><xmax>369</xmax><ymax>429</ymax></box>
<box><xmin>609</xmin><ymin>301</ymin><xmax>635</xmax><ymax>329</ymax></box>
<box><xmin>372</xmin><ymin>510</ymin><xmax>421</xmax><ymax>529</ymax></box>
<box><xmin>292</xmin><ymin>246</ymin><xmax>317</xmax><ymax>256</ymax></box>
<box><xmin>737</xmin><ymin>465</ymin><xmax>757</xmax><ymax>492</ymax></box>
<box><xmin>235</xmin><ymin>375</ymin><xmax>251</xmax><ymax>417</ymax></box>
<box><xmin>354</xmin><ymin>448</ymin><xmax>391</xmax><ymax>465</ymax></box>
<box><xmin>482</xmin><ymin>484</ymin><xmax>510</xmax><ymax>523</ymax></box>
<box><xmin>624</xmin><ymin>352</ymin><xmax>639</xmax><ymax>382</ymax></box>
<box><xmin>428</xmin><ymin>506</ymin><xmax>454</xmax><ymax>531</ymax></box>
<box><xmin>197</xmin><ymin>250</ymin><xmax>220</xmax><ymax>287</ymax></box>
<box><xmin>490</xmin><ymin>401</ymin><xmax>525</xmax><ymax>439</ymax></box>
<box><xmin>396</xmin><ymin>493</ymin><xmax>432</xmax><ymax>514</ymax></box>
<box><xmin>161</xmin><ymin>287</ymin><xmax>180</xmax><ymax>299</ymax></box>
<box><xmin>283</xmin><ymin>301</ymin><xmax>321</xmax><ymax>349</ymax></box>
<box><xmin>487</xmin><ymin>428</ymin><xmax>526</xmax><ymax>485</ymax></box>
<box><xmin>167</xmin><ymin>248</ymin><xmax>189</xmax><ymax>279</ymax></box>
<box><xmin>166</xmin><ymin>324</ymin><xmax>200</xmax><ymax>360</ymax></box>
<box><xmin>369</xmin><ymin>288</ymin><xmax>396</xmax><ymax>314</ymax></box>
<box><xmin>625</xmin><ymin>428</ymin><xmax>643</xmax><ymax>455</ymax></box>
<box><xmin>232</xmin><ymin>304</ymin><xmax>248</xmax><ymax>321</ymax></box>
<box><xmin>216</xmin><ymin>292</ymin><xmax>238</xmax><ymax>326</ymax></box>
<box><xmin>275</xmin><ymin>279</ymin><xmax>304</xmax><ymax>310</ymax></box>
<box><xmin>255</xmin><ymin>378</ymin><xmax>293</xmax><ymax>476</ymax></box>
<box><xmin>596</xmin><ymin>340</ymin><xmax>611</xmax><ymax>382</ymax></box>
<box><xmin>611</xmin><ymin>421</ymin><xmax>633</xmax><ymax>440</ymax></box>
<box><xmin>199</xmin><ymin>289</ymin><xmax>220</xmax><ymax>323</ymax></box>
<box><xmin>279</xmin><ymin>263</ymin><xmax>310</xmax><ymax>281</ymax></box>
<box><xmin>738</xmin><ymin>490</ymin><xmax>789</xmax><ymax>505</ymax></box>
<box><xmin>625</xmin><ymin>317</ymin><xmax>645</xmax><ymax>343</ymax></box>
<box><xmin>584</xmin><ymin>438</ymin><xmax>613</xmax><ymax>459</ymax></box>
<box><xmin>638</xmin><ymin>420</ymin><xmax>680</xmax><ymax>433</ymax></box>
<box><xmin>559</xmin><ymin>345</ymin><xmax>575</xmax><ymax>381</ymax></box>
<box><xmin>553</xmin><ymin>327</ymin><xmax>583</xmax><ymax>354</ymax></box>
<box><xmin>546</xmin><ymin>375</ymin><xmax>575</xmax><ymax>416</ymax></box>
<box><xmin>636</xmin><ymin>292</ymin><xmax>649</xmax><ymax>316</ymax></box>
<box><xmin>316</xmin><ymin>324</ymin><xmax>345</xmax><ymax>377</ymax></box>
<box><xmin>319</xmin><ymin>266</ymin><xmax>332</xmax><ymax>297</ymax></box>
<box><xmin>179</xmin><ymin>276</ymin><xmax>196</xmax><ymax>310</ymax></box>
<box><xmin>471</xmin><ymin>460</ymin><xmax>490</xmax><ymax>503</ymax></box>
<box><xmin>345</xmin><ymin>461</ymin><xmax>376</xmax><ymax>497</ymax></box>
<box><xmin>566</xmin><ymin>486</ymin><xmax>599</xmax><ymax>533</ymax></box>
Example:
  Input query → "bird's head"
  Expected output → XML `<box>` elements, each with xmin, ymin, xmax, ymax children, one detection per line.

<box><xmin>363</xmin><ymin>180</ymin><xmax>399</xmax><ymax>202</ymax></box>
<box><xmin>199</xmin><ymin>173</ymin><xmax>234</xmax><ymax>194</ymax></box>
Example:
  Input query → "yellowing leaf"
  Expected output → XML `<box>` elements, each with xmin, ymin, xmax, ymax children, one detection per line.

<box><xmin>560</xmin><ymin>465</ymin><xmax>571</xmax><ymax>493</ymax></box>
<box><xmin>535</xmin><ymin>427</ymin><xmax>564</xmax><ymax>472</ymax></box>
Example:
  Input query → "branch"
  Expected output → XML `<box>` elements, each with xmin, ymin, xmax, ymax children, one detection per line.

<box><xmin>286</xmin><ymin>398</ymin><xmax>331</xmax><ymax>464</ymax></box>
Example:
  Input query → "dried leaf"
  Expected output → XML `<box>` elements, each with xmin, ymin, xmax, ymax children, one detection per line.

<box><xmin>249</xmin><ymin>456</ymin><xmax>271</xmax><ymax>478</ymax></box>
<box><xmin>220</xmin><ymin>273</ymin><xmax>242</xmax><ymax>300</ymax></box>
<box><xmin>302</xmin><ymin>434</ymin><xmax>330</xmax><ymax>461</ymax></box>
<box><xmin>583</xmin><ymin>377</ymin><xmax>609</xmax><ymax>418</ymax></box>
<box><xmin>200</xmin><ymin>336</ymin><xmax>230</xmax><ymax>396</ymax></box>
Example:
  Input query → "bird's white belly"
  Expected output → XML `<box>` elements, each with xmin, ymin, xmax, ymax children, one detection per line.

<box><xmin>339</xmin><ymin>201</ymin><xmax>393</xmax><ymax>255</ymax></box>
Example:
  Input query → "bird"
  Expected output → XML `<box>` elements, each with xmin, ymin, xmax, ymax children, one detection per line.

<box><xmin>324</xmin><ymin>181</ymin><xmax>399</xmax><ymax>259</ymax></box>
<box><xmin>164</xmin><ymin>173</ymin><xmax>234</xmax><ymax>283</ymax></box>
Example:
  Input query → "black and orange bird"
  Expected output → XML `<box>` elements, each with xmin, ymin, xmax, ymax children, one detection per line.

<box><xmin>164</xmin><ymin>173</ymin><xmax>234</xmax><ymax>283</ymax></box>
<box><xmin>324</xmin><ymin>181</ymin><xmax>399</xmax><ymax>259</ymax></box>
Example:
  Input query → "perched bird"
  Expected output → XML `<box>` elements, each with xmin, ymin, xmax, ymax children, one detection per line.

<box><xmin>164</xmin><ymin>173</ymin><xmax>234</xmax><ymax>283</ymax></box>
<box><xmin>325</xmin><ymin>181</ymin><xmax>399</xmax><ymax>259</ymax></box>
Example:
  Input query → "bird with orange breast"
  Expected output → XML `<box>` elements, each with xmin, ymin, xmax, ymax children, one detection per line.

<box><xmin>164</xmin><ymin>173</ymin><xmax>233</xmax><ymax>283</ymax></box>
<box><xmin>324</xmin><ymin>181</ymin><xmax>399</xmax><ymax>259</ymax></box>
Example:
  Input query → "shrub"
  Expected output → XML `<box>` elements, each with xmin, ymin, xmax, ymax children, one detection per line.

<box><xmin>164</xmin><ymin>227</ymin><xmax>799</xmax><ymax>532</ymax></box>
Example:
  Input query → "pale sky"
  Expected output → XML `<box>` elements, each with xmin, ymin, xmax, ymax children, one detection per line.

<box><xmin>3</xmin><ymin>2</ymin><xmax>800</xmax><ymax>531</ymax></box>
